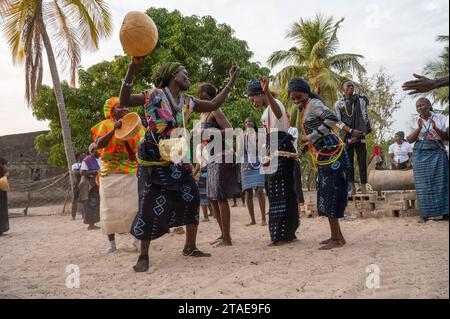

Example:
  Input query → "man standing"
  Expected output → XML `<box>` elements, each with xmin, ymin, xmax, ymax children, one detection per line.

<box><xmin>334</xmin><ymin>80</ymin><xmax>372</xmax><ymax>195</ymax></box>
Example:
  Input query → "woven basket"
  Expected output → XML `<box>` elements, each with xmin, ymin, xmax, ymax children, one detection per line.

<box><xmin>119</xmin><ymin>11</ymin><xmax>158</xmax><ymax>57</ymax></box>
<box><xmin>114</xmin><ymin>112</ymin><xmax>142</xmax><ymax>141</ymax></box>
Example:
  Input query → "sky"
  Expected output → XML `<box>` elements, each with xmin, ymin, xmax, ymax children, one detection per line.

<box><xmin>0</xmin><ymin>0</ymin><xmax>448</xmax><ymax>137</ymax></box>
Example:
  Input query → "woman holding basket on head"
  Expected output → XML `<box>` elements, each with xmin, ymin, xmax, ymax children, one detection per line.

<box><xmin>120</xmin><ymin>56</ymin><xmax>239</xmax><ymax>272</ymax></box>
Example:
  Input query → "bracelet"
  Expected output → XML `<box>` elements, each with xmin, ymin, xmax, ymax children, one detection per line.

<box><xmin>123</xmin><ymin>80</ymin><xmax>133</xmax><ymax>88</ymax></box>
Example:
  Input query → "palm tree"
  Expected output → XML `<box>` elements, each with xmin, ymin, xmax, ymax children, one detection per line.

<box><xmin>0</xmin><ymin>0</ymin><xmax>112</xmax><ymax>192</ymax></box>
<box><xmin>268</xmin><ymin>14</ymin><xmax>366</xmax><ymax>114</ymax></box>
<box><xmin>423</xmin><ymin>35</ymin><xmax>449</xmax><ymax>114</ymax></box>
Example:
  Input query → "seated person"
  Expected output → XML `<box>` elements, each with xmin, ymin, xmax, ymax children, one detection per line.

<box><xmin>388</xmin><ymin>131</ymin><xmax>413</xmax><ymax>170</ymax></box>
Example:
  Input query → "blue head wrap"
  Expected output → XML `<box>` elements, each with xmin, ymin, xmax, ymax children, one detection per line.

<box><xmin>288</xmin><ymin>78</ymin><xmax>311</xmax><ymax>94</ymax></box>
<box><xmin>247</xmin><ymin>80</ymin><xmax>263</xmax><ymax>97</ymax></box>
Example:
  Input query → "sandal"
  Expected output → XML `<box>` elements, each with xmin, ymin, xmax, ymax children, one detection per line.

<box><xmin>182</xmin><ymin>246</ymin><xmax>211</xmax><ymax>257</ymax></box>
<box><xmin>133</xmin><ymin>255</ymin><xmax>149</xmax><ymax>272</ymax></box>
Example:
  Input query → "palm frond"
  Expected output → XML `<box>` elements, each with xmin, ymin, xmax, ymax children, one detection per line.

<box><xmin>61</xmin><ymin>0</ymin><xmax>112</xmax><ymax>51</ymax></box>
<box><xmin>267</xmin><ymin>47</ymin><xmax>301</xmax><ymax>68</ymax></box>
<box><xmin>2</xmin><ymin>0</ymin><xmax>35</xmax><ymax>64</ymax></box>
<box><xmin>329</xmin><ymin>53</ymin><xmax>366</xmax><ymax>75</ymax></box>
<box><xmin>272</xmin><ymin>65</ymin><xmax>308</xmax><ymax>88</ymax></box>
<box><xmin>46</xmin><ymin>0</ymin><xmax>81</xmax><ymax>87</ymax></box>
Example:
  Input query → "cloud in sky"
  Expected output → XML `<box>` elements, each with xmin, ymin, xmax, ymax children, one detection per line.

<box><xmin>0</xmin><ymin>0</ymin><xmax>448</xmax><ymax>137</ymax></box>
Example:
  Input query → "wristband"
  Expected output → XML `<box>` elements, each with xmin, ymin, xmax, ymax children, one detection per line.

<box><xmin>123</xmin><ymin>80</ymin><xmax>133</xmax><ymax>88</ymax></box>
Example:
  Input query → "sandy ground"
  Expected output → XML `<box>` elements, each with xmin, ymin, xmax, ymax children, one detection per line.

<box><xmin>0</xmin><ymin>201</ymin><xmax>448</xmax><ymax>299</ymax></box>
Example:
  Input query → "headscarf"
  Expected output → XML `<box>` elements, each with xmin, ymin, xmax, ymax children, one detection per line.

<box><xmin>370</xmin><ymin>145</ymin><xmax>383</xmax><ymax>162</ymax></box>
<box><xmin>288</xmin><ymin>78</ymin><xmax>310</xmax><ymax>94</ymax></box>
<box><xmin>83</xmin><ymin>143</ymin><xmax>100</xmax><ymax>171</ymax></box>
<box><xmin>103</xmin><ymin>97</ymin><xmax>119</xmax><ymax>119</ymax></box>
<box><xmin>153</xmin><ymin>62</ymin><xmax>184</xmax><ymax>88</ymax></box>
<box><xmin>88</xmin><ymin>142</ymin><xmax>97</xmax><ymax>154</ymax></box>
<box><xmin>394</xmin><ymin>131</ymin><xmax>405</xmax><ymax>141</ymax></box>
<box><xmin>247</xmin><ymin>80</ymin><xmax>263</xmax><ymax>97</ymax></box>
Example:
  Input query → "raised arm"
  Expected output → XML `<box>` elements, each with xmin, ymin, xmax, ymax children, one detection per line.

<box><xmin>120</xmin><ymin>57</ymin><xmax>146</xmax><ymax>107</ymax></box>
<box><xmin>402</xmin><ymin>74</ymin><xmax>449</xmax><ymax>95</ymax></box>
<box><xmin>211</xmin><ymin>109</ymin><xmax>232</xmax><ymax>129</ymax></box>
<box><xmin>193</xmin><ymin>66</ymin><xmax>240</xmax><ymax>113</ymax></box>
<box><xmin>260</xmin><ymin>76</ymin><xmax>282</xmax><ymax>119</ymax></box>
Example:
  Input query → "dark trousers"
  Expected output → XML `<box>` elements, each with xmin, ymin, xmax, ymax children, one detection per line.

<box><xmin>346</xmin><ymin>141</ymin><xmax>367</xmax><ymax>184</ymax></box>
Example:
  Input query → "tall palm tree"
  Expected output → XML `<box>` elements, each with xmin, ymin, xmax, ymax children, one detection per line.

<box><xmin>0</xmin><ymin>0</ymin><xmax>112</xmax><ymax>192</ymax></box>
<box><xmin>268</xmin><ymin>14</ymin><xmax>366</xmax><ymax>112</ymax></box>
<box><xmin>423</xmin><ymin>35</ymin><xmax>449</xmax><ymax>114</ymax></box>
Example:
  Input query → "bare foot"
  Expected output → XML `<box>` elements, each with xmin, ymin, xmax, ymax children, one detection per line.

<box><xmin>318</xmin><ymin>240</ymin><xmax>345</xmax><ymax>250</ymax></box>
<box><xmin>133</xmin><ymin>255</ymin><xmax>149</xmax><ymax>272</ymax></box>
<box><xmin>209</xmin><ymin>236</ymin><xmax>223</xmax><ymax>245</ymax></box>
<box><xmin>320</xmin><ymin>238</ymin><xmax>333</xmax><ymax>245</ymax></box>
<box><xmin>261</xmin><ymin>220</ymin><xmax>267</xmax><ymax>226</ymax></box>
<box><xmin>202</xmin><ymin>218</ymin><xmax>210</xmax><ymax>222</ymax></box>
<box><xmin>246</xmin><ymin>222</ymin><xmax>256</xmax><ymax>226</ymax></box>
<box><xmin>215</xmin><ymin>240</ymin><xmax>232</xmax><ymax>247</ymax></box>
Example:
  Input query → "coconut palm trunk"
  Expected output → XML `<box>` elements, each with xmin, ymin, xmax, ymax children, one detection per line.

<box><xmin>36</xmin><ymin>0</ymin><xmax>75</xmax><ymax>194</ymax></box>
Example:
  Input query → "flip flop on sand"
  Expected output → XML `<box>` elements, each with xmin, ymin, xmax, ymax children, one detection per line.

<box><xmin>182</xmin><ymin>246</ymin><xmax>211</xmax><ymax>257</ymax></box>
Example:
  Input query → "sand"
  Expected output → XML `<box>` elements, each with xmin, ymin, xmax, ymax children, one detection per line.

<box><xmin>0</xmin><ymin>201</ymin><xmax>448</xmax><ymax>299</ymax></box>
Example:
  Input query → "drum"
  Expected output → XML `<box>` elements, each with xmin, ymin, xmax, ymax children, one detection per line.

<box><xmin>114</xmin><ymin>112</ymin><xmax>142</xmax><ymax>141</ymax></box>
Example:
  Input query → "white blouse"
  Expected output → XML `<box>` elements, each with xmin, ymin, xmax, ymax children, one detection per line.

<box><xmin>261</xmin><ymin>99</ymin><xmax>289</xmax><ymax>133</ymax></box>
<box><xmin>407</xmin><ymin>112</ymin><xmax>448</xmax><ymax>141</ymax></box>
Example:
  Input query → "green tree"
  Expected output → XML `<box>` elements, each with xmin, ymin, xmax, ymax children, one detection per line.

<box><xmin>267</xmin><ymin>13</ymin><xmax>366</xmax><ymax>110</ymax></box>
<box><xmin>423</xmin><ymin>35</ymin><xmax>449</xmax><ymax>114</ymax></box>
<box><xmin>31</xmin><ymin>7</ymin><xmax>269</xmax><ymax>165</ymax></box>
<box><xmin>0</xmin><ymin>0</ymin><xmax>112</xmax><ymax>190</ymax></box>
<box><xmin>355</xmin><ymin>67</ymin><xmax>403</xmax><ymax>171</ymax></box>
<box><xmin>358</xmin><ymin>67</ymin><xmax>403</xmax><ymax>144</ymax></box>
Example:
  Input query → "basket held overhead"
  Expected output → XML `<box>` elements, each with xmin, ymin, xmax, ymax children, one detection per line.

<box><xmin>119</xmin><ymin>11</ymin><xmax>158</xmax><ymax>57</ymax></box>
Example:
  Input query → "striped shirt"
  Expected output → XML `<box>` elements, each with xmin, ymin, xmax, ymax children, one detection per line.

<box><xmin>303</xmin><ymin>98</ymin><xmax>346</xmax><ymax>143</ymax></box>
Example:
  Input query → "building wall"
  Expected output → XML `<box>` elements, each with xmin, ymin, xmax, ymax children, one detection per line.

<box><xmin>0</xmin><ymin>130</ymin><xmax>66</xmax><ymax>181</ymax></box>
<box><xmin>0</xmin><ymin>131</ymin><xmax>69</xmax><ymax>208</ymax></box>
